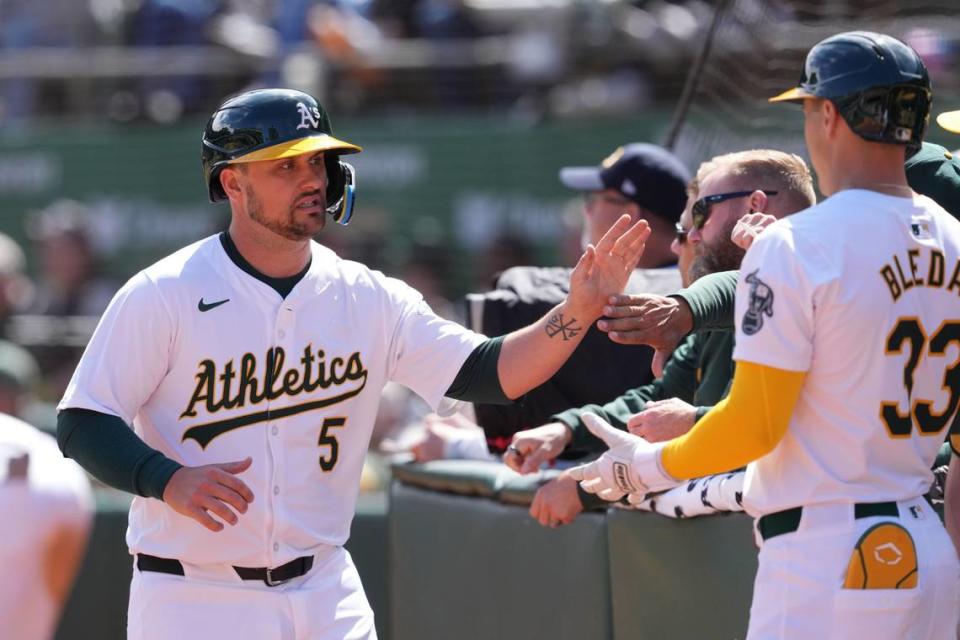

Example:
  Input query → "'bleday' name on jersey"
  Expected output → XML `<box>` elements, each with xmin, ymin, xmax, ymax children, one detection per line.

<box><xmin>879</xmin><ymin>247</ymin><xmax>960</xmax><ymax>301</ymax></box>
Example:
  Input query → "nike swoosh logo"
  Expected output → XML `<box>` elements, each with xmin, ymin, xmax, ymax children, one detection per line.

<box><xmin>198</xmin><ymin>298</ymin><xmax>230</xmax><ymax>312</ymax></box>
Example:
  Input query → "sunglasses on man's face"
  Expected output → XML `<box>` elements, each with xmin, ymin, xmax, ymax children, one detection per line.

<box><xmin>675</xmin><ymin>222</ymin><xmax>689</xmax><ymax>245</ymax></box>
<box><xmin>691</xmin><ymin>190</ymin><xmax>778</xmax><ymax>230</ymax></box>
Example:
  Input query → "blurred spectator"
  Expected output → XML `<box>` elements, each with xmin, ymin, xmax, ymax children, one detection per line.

<box><xmin>0</xmin><ymin>340</ymin><xmax>41</xmax><ymax>420</ymax></box>
<box><xmin>26</xmin><ymin>200</ymin><xmax>119</xmax><ymax>394</ymax></box>
<box><xmin>560</xmin><ymin>142</ymin><xmax>688</xmax><ymax>268</ymax></box>
<box><xmin>401</xmin><ymin>241</ymin><xmax>457</xmax><ymax>319</ymax></box>
<box><xmin>0</xmin><ymin>0</ymin><xmax>97</xmax><ymax>122</ymax></box>
<box><xmin>414</xmin><ymin>0</ymin><xmax>483</xmax><ymax>40</ymax></box>
<box><xmin>131</xmin><ymin>0</ymin><xmax>222</xmax><ymax>122</ymax></box>
<box><xmin>406</xmin><ymin>143</ymin><xmax>689</xmax><ymax>461</ymax></box>
<box><xmin>0</xmin><ymin>232</ymin><xmax>34</xmax><ymax>339</ymax></box>
<box><xmin>27</xmin><ymin>200</ymin><xmax>116</xmax><ymax>318</ymax></box>
<box><xmin>0</xmin><ymin>340</ymin><xmax>93</xmax><ymax>640</ymax></box>
<box><xmin>475</xmin><ymin>233</ymin><xmax>536</xmax><ymax>290</ymax></box>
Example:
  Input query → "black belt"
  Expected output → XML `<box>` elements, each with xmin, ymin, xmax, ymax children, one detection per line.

<box><xmin>137</xmin><ymin>553</ymin><xmax>315</xmax><ymax>587</ymax></box>
<box><xmin>757</xmin><ymin>501</ymin><xmax>900</xmax><ymax>542</ymax></box>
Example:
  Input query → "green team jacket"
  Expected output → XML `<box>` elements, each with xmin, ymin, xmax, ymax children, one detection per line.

<box><xmin>554</xmin><ymin>328</ymin><xmax>735</xmax><ymax>455</ymax></box>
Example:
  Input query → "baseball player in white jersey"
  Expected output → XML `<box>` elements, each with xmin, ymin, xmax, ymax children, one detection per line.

<box><xmin>55</xmin><ymin>88</ymin><xmax>649</xmax><ymax>639</ymax></box>
<box><xmin>568</xmin><ymin>32</ymin><xmax>960</xmax><ymax>639</ymax></box>
<box><xmin>1</xmin><ymin>412</ymin><xmax>93</xmax><ymax>640</ymax></box>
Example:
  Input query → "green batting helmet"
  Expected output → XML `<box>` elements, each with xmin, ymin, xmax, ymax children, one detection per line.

<box><xmin>201</xmin><ymin>88</ymin><xmax>361</xmax><ymax>224</ymax></box>
<box><xmin>770</xmin><ymin>31</ymin><xmax>931</xmax><ymax>146</ymax></box>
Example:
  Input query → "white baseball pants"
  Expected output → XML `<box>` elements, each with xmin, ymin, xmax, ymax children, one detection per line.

<box><xmin>127</xmin><ymin>546</ymin><xmax>376</xmax><ymax>640</ymax></box>
<box><xmin>747</xmin><ymin>495</ymin><xmax>960</xmax><ymax>639</ymax></box>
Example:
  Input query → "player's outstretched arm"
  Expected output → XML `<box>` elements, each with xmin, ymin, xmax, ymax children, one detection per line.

<box><xmin>598</xmin><ymin>294</ymin><xmax>693</xmax><ymax>377</ymax></box>
<box><xmin>597</xmin><ymin>271</ymin><xmax>739</xmax><ymax>376</ymax></box>
<box><xmin>496</xmin><ymin>214</ymin><xmax>650</xmax><ymax>399</ymax></box>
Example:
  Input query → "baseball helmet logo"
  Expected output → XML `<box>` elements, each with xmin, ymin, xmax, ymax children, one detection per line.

<box><xmin>742</xmin><ymin>270</ymin><xmax>774</xmax><ymax>335</ymax></box>
<box><xmin>296</xmin><ymin>102</ymin><xmax>322</xmax><ymax>131</ymax></box>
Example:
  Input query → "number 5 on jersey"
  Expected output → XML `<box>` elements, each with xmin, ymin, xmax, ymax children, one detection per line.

<box><xmin>318</xmin><ymin>417</ymin><xmax>346</xmax><ymax>471</ymax></box>
<box><xmin>881</xmin><ymin>318</ymin><xmax>960</xmax><ymax>438</ymax></box>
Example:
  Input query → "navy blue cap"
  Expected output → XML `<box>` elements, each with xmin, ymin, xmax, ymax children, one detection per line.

<box><xmin>559</xmin><ymin>143</ymin><xmax>691</xmax><ymax>223</ymax></box>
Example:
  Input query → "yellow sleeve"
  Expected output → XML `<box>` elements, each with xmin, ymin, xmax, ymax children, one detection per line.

<box><xmin>661</xmin><ymin>360</ymin><xmax>807</xmax><ymax>480</ymax></box>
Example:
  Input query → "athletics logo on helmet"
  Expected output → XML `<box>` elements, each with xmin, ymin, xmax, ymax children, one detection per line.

<box><xmin>201</xmin><ymin>88</ymin><xmax>362</xmax><ymax>224</ymax></box>
<box><xmin>296</xmin><ymin>102</ymin><xmax>322</xmax><ymax>130</ymax></box>
<box><xmin>769</xmin><ymin>31</ymin><xmax>932</xmax><ymax>147</ymax></box>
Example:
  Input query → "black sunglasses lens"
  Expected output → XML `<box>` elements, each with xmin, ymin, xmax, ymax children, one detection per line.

<box><xmin>675</xmin><ymin>224</ymin><xmax>687</xmax><ymax>244</ymax></box>
<box><xmin>692</xmin><ymin>200</ymin><xmax>707</xmax><ymax>229</ymax></box>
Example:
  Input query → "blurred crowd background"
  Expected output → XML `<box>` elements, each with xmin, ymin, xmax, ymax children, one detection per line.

<box><xmin>0</xmin><ymin>0</ymin><xmax>958</xmax><ymax>464</ymax></box>
<box><xmin>0</xmin><ymin>2</ymin><xmax>958</xmax><ymax>638</ymax></box>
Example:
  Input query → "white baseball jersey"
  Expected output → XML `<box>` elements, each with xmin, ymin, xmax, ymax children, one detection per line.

<box><xmin>734</xmin><ymin>190</ymin><xmax>960</xmax><ymax>516</ymax></box>
<box><xmin>0</xmin><ymin>414</ymin><xmax>93</xmax><ymax>640</ymax></box>
<box><xmin>59</xmin><ymin>234</ymin><xmax>485</xmax><ymax>567</ymax></box>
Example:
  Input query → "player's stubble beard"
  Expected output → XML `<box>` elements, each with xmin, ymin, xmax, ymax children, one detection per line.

<box><xmin>689</xmin><ymin>215</ymin><xmax>745</xmax><ymax>281</ymax></box>
<box><xmin>244</xmin><ymin>183</ymin><xmax>326</xmax><ymax>241</ymax></box>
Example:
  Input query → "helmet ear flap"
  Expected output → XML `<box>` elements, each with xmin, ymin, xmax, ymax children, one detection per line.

<box><xmin>209</xmin><ymin>164</ymin><xmax>229</xmax><ymax>202</ymax></box>
<box><xmin>325</xmin><ymin>157</ymin><xmax>356</xmax><ymax>225</ymax></box>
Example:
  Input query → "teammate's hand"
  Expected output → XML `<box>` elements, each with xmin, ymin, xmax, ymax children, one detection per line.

<box><xmin>409</xmin><ymin>417</ymin><xmax>461</xmax><ymax>463</ymax></box>
<box><xmin>627</xmin><ymin>398</ymin><xmax>698</xmax><ymax>442</ymax></box>
<box><xmin>567</xmin><ymin>413</ymin><xmax>678</xmax><ymax>502</ymax></box>
<box><xmin>568</xmin><ymin>214</ymin><xmax>650</xmax><ymax>321</ymax></box>
<box><xmin>597</xmin><ymin>293</ymin><xmax>693</xmax><ymax>377</ymax></box>
<box><xmin>530</xmin><ymin>474</ymin><xmax>583</xmax><ymax>528</ymax></box>
<box><xmin>504</xmin><ymin>422</ymin><xmax>572</xmax><ymax>474</ymax></box>
<box><xmin>731</xmin><ymin>212</ymin><xmax>777</xmax><ymax>250</ymax></box>
<box><xmin>162</xmin><ymin>457</ymin><xmax>255</xmax><ymax>532</ymax></box>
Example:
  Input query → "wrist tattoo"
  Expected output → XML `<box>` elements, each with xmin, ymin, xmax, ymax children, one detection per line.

<box><xmin>545</xmin><ymin>314</ymin><xmax>582</xmax><ymax>341</ymax></box>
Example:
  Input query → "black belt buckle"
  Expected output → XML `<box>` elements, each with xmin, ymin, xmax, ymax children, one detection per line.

<box><xmin>234</xmin><ymin>555</ymin><xmax>314</xmax><ymax>587</ymax></box>
<box><xmin>264</xmin><ymin>565</ymin><xmax>286</xmax><ymax>587</ymax></box>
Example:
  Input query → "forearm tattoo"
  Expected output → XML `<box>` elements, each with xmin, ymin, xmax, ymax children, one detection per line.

<box><xmin>545</xmin><ymin>314</ymin><xmax>582</xmax><ymax>341</ymax></box>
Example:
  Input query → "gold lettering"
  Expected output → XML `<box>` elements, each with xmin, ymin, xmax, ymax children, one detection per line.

<box><xmin>893</xmin><ymin>255</ymin><xmax>913</xmax><ymax>292</ymax></box>
<box><xmin>236</xmin><ymin>353</ymin><xmax>260</xmax><ymax>407</ymax></box>
<box><xmin>880</xmin><ymin>265</ymin><xmax>902</xmax><ymax>302</ymax></box>
<box><xmin>928</xmin><ymin>250</ymin><xmax>945</xmax><ymax>288</ymax></box>
<box><xmin>181</xmin><ymin>360</ymin><xmax>218</xmax><ymax>418</ymax></box>
<box><xmin>948</xmin><ymin>259</ymin><xmax>960</xmax><ymax>296</ymax></box>
<box><xmin>907</xmin><ymin>249</ymin><xmax>922</xmax><ymax>287</ymax></box>
<box><xmin>180</xmin><ymin>346</ymin><xmax>368</xmax><ymax>421</ymax></box>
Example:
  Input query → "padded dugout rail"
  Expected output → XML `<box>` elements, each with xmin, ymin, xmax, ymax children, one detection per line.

<box><xmin>390</xmin><ymin>461</ymin><xmax>758</xmax><ymax>640</ymax></box>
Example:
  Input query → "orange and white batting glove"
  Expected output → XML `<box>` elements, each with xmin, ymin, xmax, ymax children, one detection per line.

<box><xmin>568</xmin><ymin>413</ymin><xmax>680</xmax><ymax>502</ymax></box>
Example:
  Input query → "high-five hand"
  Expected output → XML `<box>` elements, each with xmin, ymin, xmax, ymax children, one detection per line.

<box><xmin>597</xmin><ymin>293</ymin><xmax>693</xmax><ymax>377</ymax></box>
<box><xmin>568</xmin><ymin>214</ymin><xmax>650</xmax><ymax>321</ymax></box>
<box><xmin>567</xmin><ymin>413</ymin><xmax>680</xmax><ymax>502</ymax></box>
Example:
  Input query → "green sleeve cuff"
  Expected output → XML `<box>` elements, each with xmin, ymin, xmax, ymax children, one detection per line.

<box><xmin>135</xmin><ymin>453</ymin><xmax>183</xmax><ymax>500</ymax></box>
<box><xmin>673</xmin><ymin>270</ymin><xmax>740</xmax><ymax>332</ymax></box>
<box><xmin>695</xmin><ymin>406</ymin><xmax>712</xmax><ymax>422</ymax></box>
<box><xmin>552</xmin><ymin>404</ymin><xmax>611</xmax><ymax>454</ymax></box>
<box><xmin>57</xmin><ymin>408</ymin><xmax>182</xmax><ymax>500</ymax></box>
<box><xmin>445</xmin><ymin>336</ymin><xmax>511</xmax><ymax>405</ymax></box>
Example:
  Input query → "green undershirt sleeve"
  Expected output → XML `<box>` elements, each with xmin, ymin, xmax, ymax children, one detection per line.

<box><xmin>673</xmin><ymin>270</ymin><xmax>740</xmax><ymax>332</ymax></box>
<box><xmin>57</xmin><ymin>408</ymin><xmax>182</xmax><ymax>500</ymax></box>
<box><xmin>445</xmin><ymin>336</ymin><xmax>511</xmax><ymax>404</ymax></box>
<box><xmin>553</xmin><ymin>334</ymin><xmax>701</xmax><ymax>454</ymax></box>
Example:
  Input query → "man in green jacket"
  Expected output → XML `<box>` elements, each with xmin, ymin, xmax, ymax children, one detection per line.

<box><xmin>599</xmin><ymin>133</ymin><xmax>960</xmax><ymax>366</ymax></box>
<box><xmin>505</xmin><ymin>149</ymin><xmax>817</xmax><ymax>527</ymax></box>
